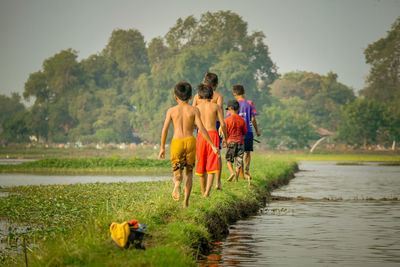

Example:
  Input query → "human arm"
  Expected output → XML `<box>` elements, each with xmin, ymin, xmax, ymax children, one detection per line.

<box><xmin>159</xmin><ymin>109</ymin><xmax>171</xmax><ymax>159</ymax></box>
<box><xmin>243</xmin><ymin>120</ymin><xmax>248</xmax><ymax>136</ymax></box>
<box><xmin>217</xmin><ymin>107</ymin><xmax>228</xmax><ymax>147</ymax></box>
<box><xmin>192</xmin><ymin>94</ymin><xmax>199</xmax><ymax>107</ymax></box>
<box><xmin>217</xmin><ymin>94</ymin><xmax>224</xmax><ymax>111</ymax></box>
<box><xmin>194</xmin><ymin>108</ymin><xmax>219</xmax><ymax>156</ymax></box>
<box><xmin>251</xmin><ymin>116</ymin><xmax>261</xmax><ymax>137</ymax></box>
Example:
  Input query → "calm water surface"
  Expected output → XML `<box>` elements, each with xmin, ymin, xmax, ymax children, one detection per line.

<box><xmin>0</xmin><ymin>173</ymin><xmax>170</xmax><ymax>187</ymax></box>
<box><xmin>0</xmin><ymin>159</ymin><xmax>170</xmax><ymax>186</ymax></box>
<box><xmin>200</xmin><ymin>161</ymin><xmax>400</xmax><ymax>266</ymax></box>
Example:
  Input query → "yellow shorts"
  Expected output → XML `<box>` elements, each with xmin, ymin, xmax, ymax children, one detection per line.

<box><xmin>170</xmin><ymin>136</ymin><xmax>196</xmax><ymax>172</ymax></box>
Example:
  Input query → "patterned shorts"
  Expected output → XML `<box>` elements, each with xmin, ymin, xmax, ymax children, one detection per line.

<box><xmin>225</xmin><ymin>142</ymin><xmax>244</xmax><ymax>168</ymax></box>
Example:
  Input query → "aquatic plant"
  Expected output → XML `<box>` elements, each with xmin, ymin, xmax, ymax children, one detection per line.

<box><xmin>0</xmin><ymin>155</ymin><xmax>297</xmax><ymax>266</ymax></box>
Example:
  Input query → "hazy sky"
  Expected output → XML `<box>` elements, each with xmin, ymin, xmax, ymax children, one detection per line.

<box><xmin>1</xmin><ymin>0</ymin><xmax>399</xmax><ymax>98</ymax></box>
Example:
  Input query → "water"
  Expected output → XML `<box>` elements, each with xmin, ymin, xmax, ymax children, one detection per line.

<box><xmin>0</xmin><ymin>159</ymin><xmax>170</xmax><ymax>187</ymax></box>
<box><xmin>0</xmin><ymin>173</ymin><xmax>170</xmax><ymax>187</ymax></box>
<box><xmin>0</xmin><ymin>159</ymin><xmax>36</xmax><ymax>165</ymax></box>
<box><xmin>200</xmin><ymin>161</ymin><xmax>400</xmax><ymax>266</ymax></box>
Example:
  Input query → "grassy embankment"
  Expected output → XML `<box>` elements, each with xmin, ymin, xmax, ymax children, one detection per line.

<box><xmin>258</xmin><ymin>152</ymin><xmax>400</xmax><ymax>163</ymax></box>
<box><xmin>0</xmin><ymin>145</ymin><xmax>159</xmax><ymax>159</ymax></box>
<box><xmin>0</xmin><ymin>154</ymin><xmax>297</xmax><ymax>266</ymax></box>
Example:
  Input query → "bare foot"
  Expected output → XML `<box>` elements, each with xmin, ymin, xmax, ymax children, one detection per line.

<box><xmin>244</xmin><ymin>170</ymin><xmax>252</xmax><ymax>180</ymax></box>
<box><xmin>183</xmin><ymin>200</ymin><xmax>188</xmax><ymax>208</ymax></box>
<box><xmin>172</xmin><ymin>182</ymin><xmax>181</xmax><ymax>201</ymax></box>
<box><xmin>226</xmin><ymin>173</ymin><xmax>234</xmax><ymax>182</ymax></box>
<box><xmin>215</xmin><ymin>185</ymin><xmax>223</xmax><ymax>190</ymax></box>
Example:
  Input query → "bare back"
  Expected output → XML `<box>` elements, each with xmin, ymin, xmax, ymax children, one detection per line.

<box><xmin>169</xmin><ymin>103</ymin><xmax>196</xmax><ymax>139</ymax></box>
<box><xmin>196</xmin><ymin>100</ymin><xmax>220</xmax><ymax>131</ymax></box>
<box><xmin>192</xmin><ymin>91</ymin><xmax>223</xmax><ymax>108</ymax></box>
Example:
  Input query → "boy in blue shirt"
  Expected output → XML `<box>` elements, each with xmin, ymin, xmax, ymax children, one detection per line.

<box><xmin>231</xmin><ymin>84</ymin><xmax>261</xmax><ymax>180</ymax></box>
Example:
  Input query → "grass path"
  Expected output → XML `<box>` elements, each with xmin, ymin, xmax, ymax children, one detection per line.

<box><xmin>1</xmin><ymin>155</ymin><xmax>295</xmax><ymax>266</ymax></box>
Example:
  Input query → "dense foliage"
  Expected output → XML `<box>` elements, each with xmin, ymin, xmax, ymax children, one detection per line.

<box><xmin>1</xmin><ymin>12</ymin><xmax>399</xmax><ymax>149</ymax></box>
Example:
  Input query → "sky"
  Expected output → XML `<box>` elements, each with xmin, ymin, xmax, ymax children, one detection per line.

<box><xmin>1</xmin><ymin>0</ymin><xmax>400</xmax><ymax>99</ymax></box>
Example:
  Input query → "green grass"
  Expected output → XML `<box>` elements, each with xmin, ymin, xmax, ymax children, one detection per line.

<box><xmin>0</xmin><ymin>154</ymin><xmax>297</xmax><ymax>266</ymax></box>
<box><xmin>258</xmin><ymin>152</ymin><xmax>400</xmax><ymax>162</ymax></box>
<box><xmin>0</xmin><ymin>145</ymin><xmax>160</xmax><ymax>159</ymax></box>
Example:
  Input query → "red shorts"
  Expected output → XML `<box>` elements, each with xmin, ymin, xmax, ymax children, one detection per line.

<box><xmin>195</xmin><ymin>130</ymin><xmax>219</xmax><ymax>176</ymax></box>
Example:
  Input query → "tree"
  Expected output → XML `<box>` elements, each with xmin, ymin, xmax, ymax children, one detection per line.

<box><xmin>258</xmin><ymin>104</ymin><xmax>317</xmax><ymax>149</ymax></box>
<box><xmin>270</xmin><ymin>71</ymin><xmax>355</xmax><ymax>131</ymax></box>
<box><xmin>361</xmin><ymin>17</ymin><xmax>400</xmax><ymax>107</ymax></box>
<box><xmin>105</xmin><ymin>29</ymin><xmax>149</xmax><ymax>78</ymax></box>
<box><xmin>16</xmin><ymin>11</ymin><xmax>279</xmax><ymax>145</ymax></box>
<box><xmin>338</xmin><ymin>99</ymin><xmax>385</xmax><ymax>148</ymax></box>
<box><xmin>0</xmin><ymin>93</ymin><xmax>29</xmax><ymax>142</ymax></box>
<box><xmin>1</xmin><ymin>110</ymin><xmax>30</xmax><ymax>142</ymax></box>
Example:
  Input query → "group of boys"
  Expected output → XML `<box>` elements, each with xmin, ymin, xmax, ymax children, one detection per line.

<box><xmin>159</xmin><ymin>73</ymin><xmax>260</xmax><ymax>207</ymax></box>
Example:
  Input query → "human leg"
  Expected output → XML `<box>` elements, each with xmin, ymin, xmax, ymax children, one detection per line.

<box><xmin>243</xmin><ymin>138</ymin><xmax>253</xmax><ymax>179</ymax></box>
<box><xmin>235</xmin><ymin>144</ymin><xmax>244</xmax><ymax>183</ymax></box>
<box><xmin>203</xmin><ymin>131</ymin><xmax>219</xmax><ymax>195</ymax></box>
<box><xmin>172</xmin><ymin>169</ymin><xmax>182</xmax><ymax>201</ymax></box>
<box><xmin>215</xmin><ymin>157</ymin><xmax>223</xmax><ymax>190</ymax></box>
<box><xmin>235</xmin><ymin>166</ymin><xmax>240</xmax><ymax>183</ymax></box>
<box><xmin>244</xmin><ymin>151</ymin><xmax>251</xmax><ymax>179</ymax></box>
<box><xmin>226</xmin><ymin>161</ymin><xmax>235</xmax><ymax>182</ymax></box>
<box><xmin>183</xmin><ymin>168</ymin><xmax>193</xmax><ymax>207</ymax></box>
<box><xmin>225</xmin><ymin>143</ymin><xmax>236</xmax><ymax>182</ymax></box>
<box><xmin>204</xmin><ymin>172</ymin><xmax>215</xmax><ymax>197</ymax></box>
<box><xmin>199</xmin><ymin>174</ymin><xmax>207</xmax><ymax>195</ymax></box>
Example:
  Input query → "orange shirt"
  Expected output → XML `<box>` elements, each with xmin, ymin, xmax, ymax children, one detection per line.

<box><xmin>224</xmin><ymin>114</ymin><xmax>247</xmax><ymax>144</ymax></box>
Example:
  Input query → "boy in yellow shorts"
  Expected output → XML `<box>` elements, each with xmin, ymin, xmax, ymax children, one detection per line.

<box><xmin>159</xmin><ymin>81</ymin><xmax>219</xmax><ymax>207</ymax></box>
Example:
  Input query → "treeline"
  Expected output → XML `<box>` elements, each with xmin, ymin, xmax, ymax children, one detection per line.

<box><xmin>0</xmin><ymin>11</ymin><xmax>399</xmax><ymax>150</ymax></box>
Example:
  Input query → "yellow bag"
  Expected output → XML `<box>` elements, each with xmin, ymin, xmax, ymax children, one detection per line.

<box><xmin>110</xmin><ymin>222</ymin><xmax>130</xmax><ymax>248</ymax></box>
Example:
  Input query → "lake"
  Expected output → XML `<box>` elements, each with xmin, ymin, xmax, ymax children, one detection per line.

<box><xmin>199</xmin><ymin>161</ymin><xmax>400</xmax><ymax>266</ymax></box>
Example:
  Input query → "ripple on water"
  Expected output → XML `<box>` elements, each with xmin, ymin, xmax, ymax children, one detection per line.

<box><xmin>199</xmin><ymin>161</ymin><xmax>400</xmax><ymax>266</ymax></box>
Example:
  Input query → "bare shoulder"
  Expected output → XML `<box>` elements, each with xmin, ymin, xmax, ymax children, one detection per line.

<box><xmin>192</xmin><ymin>94</ymin><xmax>199</xmax><ymax>106</ymax></box>
<box><xmin>214</xmin><ymin>91</ymin><xmax>223</xmax><ymax>97</ymax></box>
<box><xmin>168</xmin><ymin>105</ymin><xmax>177</xmax><ymax>113</ymax></box>
<box><xmin>213</xmin><ymin>91</ymin><xmax>224</xmax><ymax>105</ymax></box>
<box><xmin>214</xmin><ymin>91</ymin><xmax>223</xmax><ymax>100</ymax></box>
<box><xmin>210</xmin><ymin>102</ymin><xmax>220</xmax><ymax>111</ymax></box>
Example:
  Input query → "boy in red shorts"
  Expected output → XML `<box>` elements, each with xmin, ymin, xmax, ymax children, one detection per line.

<box><xmin>195</xmin><ymin>84</ymin><xmax>227</xmax><ymax>197</ymax></box>
<box><xmin>224</xmin><ymin>100</ymin><xmax>248</xmax><ymax>184</ymax></box>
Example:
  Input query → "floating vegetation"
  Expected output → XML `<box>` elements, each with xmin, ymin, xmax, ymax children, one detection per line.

<box><xmin>336</xmin><ymin>162</ymin><xmax>365</xmax><ymax>166</ymax></box>
<box><xmin>378</xmin><ymin>162</ymin><xmax>400</xmax><ymax>166</ymax></box>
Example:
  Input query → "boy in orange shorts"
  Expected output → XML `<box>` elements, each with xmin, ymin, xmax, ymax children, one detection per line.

<box><xmin>193</xmin><ymin>72</ymin><xmax>224</xmax><ymax>190</ymax></box>
<box><xmin>159</xmin><ymin>81</ymin><xmax>219</xmax><ymax>207</ymax></box>
<box><xmin>195</xmin><ymin>84</ymin><xmax>227</xmax><ymax>197</ymax></box>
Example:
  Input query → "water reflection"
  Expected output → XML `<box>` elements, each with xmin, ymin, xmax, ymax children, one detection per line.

<box><xmin>199</xmin><ymin>161</ymin><xmax>400</xmax><ymax>266</ymax></box>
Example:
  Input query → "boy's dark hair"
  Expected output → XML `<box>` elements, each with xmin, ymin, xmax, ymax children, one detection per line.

<box><xmin>204</xmin><ymin>72</ymin><xmax>218</xmax><ymax>87</ymax></box>
<box><xmin>232</xmin><ymin>84</ymin><xmax>245</xmax><ymax>96</ymax></box>
<box><xmin>226</xmin><ymin>100</ymin><xmax>240</xmax><ymax>111</ymax></box>
<box><xmin>197</xmin><ymin>84</ymin><xmax>214</xmax><ymax>100</ymax></box>
<box><xmin>174</xmin><ymin>81</ymin><xmax>192</xmax><ymax>101</ymax></box>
